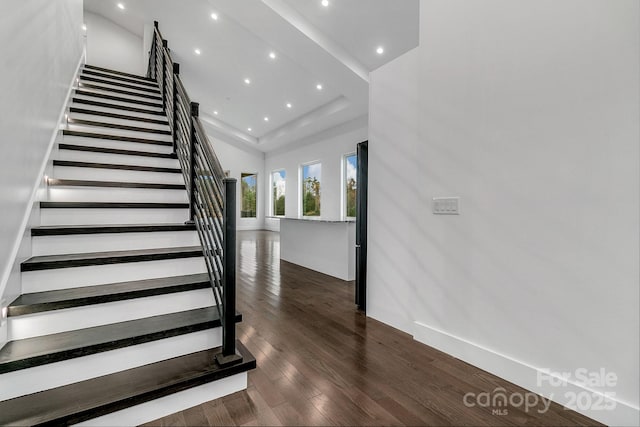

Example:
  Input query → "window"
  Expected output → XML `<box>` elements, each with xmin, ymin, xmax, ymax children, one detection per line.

<box><xmin>241</xmin><ymin>173</ymin><xmax>257</xmax><ymax>218</ymax></box>
<box><xmin>344</xmin><ymin>153</ymin><xmax>357</xmax><ymax>218</ymax></box>
<box><xmin>301</xmin><ymin>162</ymin><xmax>321</xmax><ymax>217</ymax></box>
<box><xmin>271</xmin><ymin>170</ymin><xmax>286</xmax><ymax>216</ymax></box>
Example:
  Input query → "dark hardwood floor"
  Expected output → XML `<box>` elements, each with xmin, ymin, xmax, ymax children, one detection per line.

<box><xmin>144</xmin><ymin>230</ymin><xmax>600</xmax><ymax>426</ymax></box>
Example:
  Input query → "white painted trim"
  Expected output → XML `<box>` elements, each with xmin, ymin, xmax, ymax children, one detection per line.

<box><xmin>259</xmin><ymin>96</ymin><xmax>350</xmax><ymax>147</ymax></box>
<box><xmin>0</xmin><ymin>52</ymin><xmax>85</xmax><ymax>310</ymax></box>
<box><xmin>261</xmin><ymin>0</ymin><xmax>370</xmax><ymax>83</ymax></box>
<box><xmin>412</xmin><ymin>321</ymin><xmax>640</xmax><ymax>427</ymax></box>
<box><xmin>74</xmin><ymin>372</ymin><xmax>248</xmax><ymax>426</ymax></box>
<box><xmin>265</xmin><ymin>114</ymin><xmax>368</xmax><ymax>158</ymax></box>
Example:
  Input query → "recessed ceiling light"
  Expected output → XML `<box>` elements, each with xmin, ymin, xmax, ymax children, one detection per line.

<box><xmin>316</xmin><ymin>84</ymin><xmax>323</xmax><ymax>91</ymax></box>
<box><xmin>244</xmin><ymin>78</ymin><xmax>251</xmax><ymax>85</ymax></box>
<box><xmin>247</xmin><ymin>127</ymin><xmax>252</xmax><ymax>132</ymax></box>
<box><xmin>376</xmin><ymin>46</ymin><xmax>385</xmax><ymax>55</ymax></box>
<box><xmin>269</xmin><ymin>52</ymin><xmax>276</xmax><ymax>60</ymax></box>
<box><xmin>117</xmin><ymin>3</ymin><xmax>125</xmax><ymax>10</ymax></box>
<box><xmin>264</xmin><ymin>117</ymin><xmax>269</xmax><ymax>122</ymax></box>
<box><xmin>213</xmin><ymin>111</ymin><xmax>218</xmax><ymax>115</ymax></box>
<box><xmin>321</xmin><ymin>0</ymin><xmax>329</xmax><ymax>7</ymax></box>
<box><xmin>82</xmin><ymin>24</ymin><xmax>87</xmax><ymax>31</ymax></box>
<box><xmin>211</xmin><ymin>12</ymin><xmax>218</xmax><ymax>20</ymax></box>
<box><xmin>194</xmin><ymin>48</ymin><xmax>201</xmax><ymax>55</ymax></box>
<box><xmin>286</xmin><ymin>103</ymin><xmax>292</xmax><ymax>109</ymax></box>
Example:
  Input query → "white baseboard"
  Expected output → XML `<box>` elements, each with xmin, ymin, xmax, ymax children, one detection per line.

<box><xmin>412</xmin><ymin>321</ymin><xmax>640</xmax><ymax>427</ymax></box>
<box><xmin>74</xmin><ymin>372</ymin><xmax>248</xmax><ymax>426</ymax></box>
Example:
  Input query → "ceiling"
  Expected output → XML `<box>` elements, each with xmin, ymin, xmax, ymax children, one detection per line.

<box><xmin>84</xmin><ymin>0</ymin><xmax>419</xmax><ymax>152</ymax></box>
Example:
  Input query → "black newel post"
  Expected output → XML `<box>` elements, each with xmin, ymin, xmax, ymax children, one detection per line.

<box><xmin>188</xmin><ymin>102</ymin><xmax>199</xmax><ymax>222</ymax></box>
<box><xmin>172</xmin><ymin>63</ymin><xmax>180</xmax><ymax>153</ymax></box>
<box><xmin>215</xmin><ymin>178</ymin><xmax>242</xmax><ymax>367</ymax></box>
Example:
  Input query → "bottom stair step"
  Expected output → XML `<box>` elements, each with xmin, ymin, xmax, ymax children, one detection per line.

<box><xmin>0</xmin><ymin>307</ymin><xmax>241</xmax><ymax>374</ymax></box>
<box><xmin>0</xmin><ymin>341</ymin><xmax>256</xmax><ymax>426</ymax></box>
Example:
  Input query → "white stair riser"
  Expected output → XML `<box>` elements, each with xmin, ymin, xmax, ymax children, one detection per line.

<box><xmin>9</xmin><ymin>288</ymin><xmax>215</xmax><ymax>340</ymax></box>
<box><xmin>71</xmin><ymin>102</ymin><xmax>166</xmax><ymax>122</ymax></box>
<box><xmin>80</xmin><ymin>73</ymin><xmax>157</xmax><ymax>90</ymax></box>
<box><xmin>22</xmin><ymin>257</ymin><xmax>207</xmax><ymax>293</ymax></box>
<box><xmin>78</xmin><ymin>82</ymin><xmax>161</xmax><ymax>101</ymax></box>
<box><xmin>74</xmin><ymin>94</ymin><xmax>163</xmax><ymax>113</ymax></box>
<box><xmin>0</xmin><ymin>329</ymin><xmax>221</xmax><ymax>401</ymax></box>
<box><xmin>46</xmin><ymin>186</ymin><xmax>188</xmax><ymax>203</ymax></box>
<box><xmin>32</xmin><ymin>231</ymin><xmax>200</xmax><ymax>256</ymax></box>
<box><xmin>76</xmin><ymin>373</ymin><xmax>248</xmax><ymax>427</ymax></box>
<box><xmin>40</xmin><ymin>207</ymin><xmax>189</xmax><ymax>226</ymax></box>
<box><xmin>69</xmin><ymin>112</ymin><xmax>170</xmax><ymax>132</ymax></box>
<box><xmin>63</xmin><ymin>135</ymin><xmax>173</xmax><ymax>155</ymax></box>
<box><xmin>65</xmin><ymin>124</ymin><xmax>173</xmax><ymax>144</ymax></box>
<box><xmin>53</xmin><ymin>166</ymin><xmax>184</xmax><ymax>185</ymax></box>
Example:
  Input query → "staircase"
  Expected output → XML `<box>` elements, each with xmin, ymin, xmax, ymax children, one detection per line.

<box><xmin>0</xmin><ymin>64</ymin><xmax>255</xmax><ymax>426</ymax></box>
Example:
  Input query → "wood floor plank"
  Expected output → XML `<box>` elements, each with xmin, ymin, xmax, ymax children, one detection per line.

<box><xmin>148</xmin><ymin>231</ymin><xmax>602</xmax><ymax>427</ymax></box>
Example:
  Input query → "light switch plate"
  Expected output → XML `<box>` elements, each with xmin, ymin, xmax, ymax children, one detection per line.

<box><xmin>433</xmin><ymin>197</ymin><xmax>460</xmax><ymax>215</ymax></box>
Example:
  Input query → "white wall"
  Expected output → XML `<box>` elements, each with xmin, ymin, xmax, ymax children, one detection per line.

<box><xmin>207</xmin><ymin>136</ymin><xmax>266</xmax><ymax>231</ymax></box>
<box><xmin>85</xmin><ymin>11</ymin><xmax>145</xmax><ymax>76</ymax></box>
<box><xmin>0</xmin><ymin>0</ymin><xmax>84</xmax><ymax>349</ymax></box>
<box><xmin>264</xmin><ymin>118</ymin><xmax>367</xmax><ymax>232</ymax></box>
<box><xmin>368</xmin><ymin>1</ymin><xmax>639</xmax><ymax>425</ymax></box>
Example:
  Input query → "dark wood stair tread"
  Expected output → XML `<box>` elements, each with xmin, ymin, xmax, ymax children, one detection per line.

<box><xmin>0</xmin><ymin>341</ymin><xmax>255</xmax><ymax>426</ymax></box>
<box><xmin>21</xmin><ymin>246</ymin><xmax>203</xmax><ymax>272</ymax></box>
<box><xmin>8</xmin><ymin>274</ymin><xmax>210</xmax><ymax>316</ymax></box>
<box><xmin>39</xmin><ymin>201</ymin><xmax>188</xmax><ymax>209</ymax></box>
<box><xmin>32</xmin><ymin>223</ymin><xmax>195</xmax><ymax>236</ymax></box>
<box><xmin>72</xmin><ymin>98</ymin><xmax>166</xmax><ymax>115</ymax></box>
<box><xmin>47</xmin><ymin>178</ymin><xmax>185</xmax><ymax>190</ymax></box>
<box><xmin>0</xmin><ymin>306</ymin><xmax>241</xmax><ymax>374</ymax></box>
<box><xmin>80</xmin><ymin>70</ymin><xmax>160</xmax><ymax>93</ymax></box>
<box><xmin>80</xmin><ymin>74</ymin><xmax>162</xmax><ymax>96</ymax></box>
<box><xmin>81</xmin><ymin>69</ymin><xmax>158</xmax><ymax>88</ymax></box>
<box><xmin>69</xmin><ymin>107</ymin><xmax>169</xmax><ymax>125</ymax></box>
<box><xmin>75</xmin><ymin>89</ymin><xmax>163</xmax><ymax>108</ymax></box>
<box><xmin>68</xmin><ymin>118</ymin><xmax>171</xmax><ymax>135</ymax></box>
<box><xmin>63</xmin><ymin>129</ymin><xmax>172</xmax><ymax>146</ymax></box>
<box><xmin>84</xmin><ymin>64</ymin><xmax>155</xmax><ymax>83</ymax></box>
<box><xmin>58</xmin><ymin>143</ymin><xmax>178</xmax><ymax>159</ymax></box>
<box><xmin>53</xmin><ymin>159</ymin><xmax>181</xmax><ymax>173</ymax></box>
<box><xmin>78</xmin><ymin>82</ymin><xmax>162</xmax><ymax>101</ymax></box>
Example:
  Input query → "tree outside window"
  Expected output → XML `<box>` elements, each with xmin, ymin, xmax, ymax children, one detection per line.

<box><xmin>345</xmin><ymin>154</ymin><xmax>357</xmax><ymax>218</ymax></box>
<box><xmin>241</xmin><ymin>173</ymin><xmax>257</xmax><ymax>218</ymax></box>
<box><xmin>272</xmin><ymin>170</ymin><xmax>286</xmax><ymax>216</ymax></box>
<box><xmin>302</xmin><ymin>163</ymin><xmax>321</xmax><ymax>217</ymax></box>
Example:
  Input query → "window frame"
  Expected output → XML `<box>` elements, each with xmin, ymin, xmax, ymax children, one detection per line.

<box><xmin>343</xmin><ymin>152</ymin><xmax>357</xmax><ymax>220</ymax></box>
<box><xmin>299</xmin><ymin>161</ymin><xmax>322</xmax><ymax>218</ymax></box>
<box><xmin>270</xmin><ymin>169</ymin><xmax>286</xmax><ymax>217</ymax></box>
<box><xmin>240</xmin><ymin>172</ymin><xmax>258</xmax><ymax>219</ymax></box>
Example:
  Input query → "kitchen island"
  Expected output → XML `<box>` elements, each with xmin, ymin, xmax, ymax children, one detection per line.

<box><xmin>278</xmin><ymin>217</ymin><xmax>355</xmax><ymax>281</ymax></box>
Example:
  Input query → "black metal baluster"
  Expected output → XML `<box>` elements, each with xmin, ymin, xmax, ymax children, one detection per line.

<box><xmin>161</xmin><ymin>40</ymin><xmax>168</xmax><ymax>112</ymax></box>
<box><xmin>172</xmin><ymin>63</ymin><xmax>180</xmax><ymax>154</ymax></box>
<box><xmin>188</xmin><ymin>102</ymin><xmax>199</xmax><ymax>222</ymax></box>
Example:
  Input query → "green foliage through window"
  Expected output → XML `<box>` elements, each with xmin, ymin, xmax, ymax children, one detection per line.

<box><xmin>272</xmin><ymin>170</ymin><xmax>286</xmax><ymax>216</ymax></box>
<box><xmin>345</xmin><ymin>154</ymin><xmax>357</xmax><ymax>218</ymax></box>
<box><xmin>241</xmin><ymin>173</ymin><xmax>257</xmax><ymax>218</ymax></box>
<box><xmin>302</xmin><ymin>163</ymin><xmax>321</xmax><ymax>217</ymax></box>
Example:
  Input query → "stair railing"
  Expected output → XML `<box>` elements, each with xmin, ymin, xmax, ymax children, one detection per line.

<box><xmin>148</xmin><ymin>21</ymin><xmax>242</xmax><ymax>367</ymax></box>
